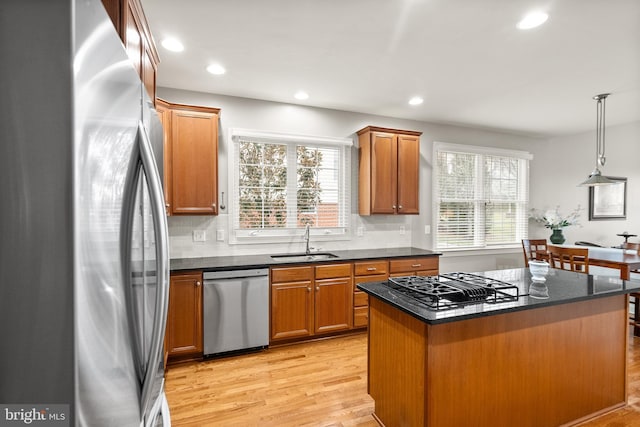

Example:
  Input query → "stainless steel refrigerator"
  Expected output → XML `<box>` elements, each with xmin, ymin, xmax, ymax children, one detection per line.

<box><xmin>0</xmin><ymin>0</ymin><xmax>170</xmax><ymax>425</ymax></box>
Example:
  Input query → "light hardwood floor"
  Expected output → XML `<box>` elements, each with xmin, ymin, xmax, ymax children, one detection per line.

<box><xmin>166</xmin><ymin>332</ymin><xmax>640</xmax><ymax>426</ymax></box>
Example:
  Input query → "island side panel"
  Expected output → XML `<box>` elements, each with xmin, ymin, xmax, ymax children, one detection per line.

<box><xmin>367</xmin><ymin>294</ymin><xmax>627</xmax><ymax>427</ymax></box>
<box><xmin>426</xmin><ymin>295</ymin><xmax>627</xmax><ymax>427</ymax></box>
<box><xmin>368</xmin><ymin>297</ymin><xmax>428</xmax><ymax>426</ymax></box>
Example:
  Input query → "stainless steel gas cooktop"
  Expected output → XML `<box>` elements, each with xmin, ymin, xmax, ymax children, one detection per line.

<box><xmin>386</xmin><ymin>272</ymin><xmax>520</xmax><ymax>311</ymax></box>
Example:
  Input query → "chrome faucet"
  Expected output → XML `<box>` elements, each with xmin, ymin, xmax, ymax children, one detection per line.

<box><xmin>304</xmin><ymin>224</ymin><xmax>311</xmax><ymax>254</ymax></box>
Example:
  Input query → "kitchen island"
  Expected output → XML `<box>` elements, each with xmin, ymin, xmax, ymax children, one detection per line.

<box><xmin>357</xmin><ymin>268</ymin><xmax>640</xmax><ymax>427</ymax></box>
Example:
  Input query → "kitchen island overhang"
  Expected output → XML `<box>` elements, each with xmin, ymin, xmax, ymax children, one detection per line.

<box><xmin>357</xmin><ymin>268</ymin><xmax>640</xmax><ymax>427</ymax></box>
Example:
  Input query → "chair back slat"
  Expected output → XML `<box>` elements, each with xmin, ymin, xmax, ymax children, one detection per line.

<box><xmin>522</xmin><ymin>239</ymin><xmax>549</xmax><ymax>267</ymax></box>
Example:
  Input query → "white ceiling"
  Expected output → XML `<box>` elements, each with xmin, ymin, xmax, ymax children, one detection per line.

<box><xmin>141</xmin><ymin>0</ymin><xmax>640</xmax><ymax>137</ymax></box>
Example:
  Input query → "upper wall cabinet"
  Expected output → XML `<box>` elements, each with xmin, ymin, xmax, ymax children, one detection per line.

<box><xmin>155</xmin><ymin>100</ymin><xmax>172</xmax><ymax>215</ymax></box>
<box><xmin>101</xmin><ymin>0</ymin><xmax>159</xmax><ymax>103</ymax></box>
<box><xmin>357</xmin><ymin>126</ymin><xmax>422</xmax><ymax>215</ymax></box>
<box><xmin>157</xmin><ymin>99</ymin><xmax>220</xmax><ymax>216</ymax></box>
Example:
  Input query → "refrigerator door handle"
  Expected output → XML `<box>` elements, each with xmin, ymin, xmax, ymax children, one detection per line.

<box><xmin>137</xmin><ymin>121</ymin><xmax>170</xmax><ymax>419</ymax></box>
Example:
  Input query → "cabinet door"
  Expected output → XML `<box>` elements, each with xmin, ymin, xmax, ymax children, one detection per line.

<box><xmin>155</xmin><ymin>101</ymin><xmax>171</xmax><ymax>216</ymax></box>
<box><xmin>124</xmin><ymin>2</ymin><xmax>142</xmax><ymax>77</ymax></box>
<box><xmin>397</xmin><ymin>135</ymin><xmax>420</xmax><ymax>214</ymax></box>
<box><xmin>141</xmin><ymin>45</ymin><xmax>157</xmax><ymax>103</ymax></box>
<box><xmin>271</xmin><ymin>281</ymin><xmax>314</xmax><ymax>340</ymax></box>
<box><xmin>315</xmin><ymin>277</ymin><xmax>353</xmax><ymax>334</ymax></box>
<box><xmin>102</xmin><ymin>0</ymin><xmax>159</xmax><ymax>102</ymax></box>
<box><xmin>166</xmin><ymin>272</ymin><xmax>203</xmax><ymax>358</ymax></box>
<box><xmin>370</xmin><ymin>132</ymin><xmax>398</xmax><ymax>214</ymax></box>
<box><xmin>171</xmin><ymin>109</ymin><xmax>219</xmax><ymax>214</ymax></box>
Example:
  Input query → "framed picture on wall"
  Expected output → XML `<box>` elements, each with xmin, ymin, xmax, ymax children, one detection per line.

<box><xmin>588</xmin><ymin>177</ymin><xmax>627</xmax><ymax>220</ymax></box>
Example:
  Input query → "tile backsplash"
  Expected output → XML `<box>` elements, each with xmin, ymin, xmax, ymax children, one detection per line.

<box><xmin>168</xmin><ymin>214</ymin><xmax>415</xmax><ymax>259</ymax></box>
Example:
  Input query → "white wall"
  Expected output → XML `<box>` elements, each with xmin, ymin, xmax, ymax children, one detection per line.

<box><xmin>158</xmin><ymin>87</ymin><xmax>566</xmax><ymax>273</ymax></box>
<box><xmin>529</xmin><ymin>121</ymin><xmax>640</xmax><ymax>247</ymax></box>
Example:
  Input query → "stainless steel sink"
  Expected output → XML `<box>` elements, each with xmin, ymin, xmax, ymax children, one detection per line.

<box><xmin>270</xmin><ymin>252</ymin><xmax>339</xmax><ymax>262</ymax></box>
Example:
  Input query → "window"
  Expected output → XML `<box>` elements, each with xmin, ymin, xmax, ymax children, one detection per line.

<box><xmin>433</xmin><ymin>142</ymin><xmax>531</xmax><ymax>250</ymax></box>
<box><xmin>229</xmin><ymin>129</ymin><xmax>351</xmax><ymax>243</ymax></box>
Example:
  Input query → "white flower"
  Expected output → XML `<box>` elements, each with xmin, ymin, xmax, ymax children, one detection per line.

<box><xmin>529</xmin><ymin>205</ymin><xmax>582</xmax><ymax>230</ymax></box>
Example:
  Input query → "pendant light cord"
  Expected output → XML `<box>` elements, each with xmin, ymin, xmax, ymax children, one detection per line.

<box><xmin>595</xmin><ymin>94</ymin><xmax>608</xmax><ymax>167</ymax></box>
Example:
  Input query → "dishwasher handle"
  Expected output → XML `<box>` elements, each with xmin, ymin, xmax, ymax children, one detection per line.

<box><xmin>203</xmin><ymin>268</ymin><xmax>269</xmax><ymax>281</ymax></box>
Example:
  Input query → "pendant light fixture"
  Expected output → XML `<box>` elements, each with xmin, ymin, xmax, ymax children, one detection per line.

<box><xmin>578</xmin><ymin>93</ymin><xmax>615</xmax><ymax>186</ymax></box>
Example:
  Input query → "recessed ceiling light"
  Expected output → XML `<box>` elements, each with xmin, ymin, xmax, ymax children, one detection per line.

<box><xmin>161</xmin><ymin>37</ymin><xmax>184</xmax><ymax>52</ymax></box>
<box><xmin>408</xmin><ymin>96</ymin><xmax>424</xmax><ymax>106</ymax></box>
<box><xmin>206</xmin><ymin>64</ymin><xmax>226</xmax><ymax>75</ymax></box>
<box><xmin>517</xmin><ymin>11</ymin><xmax>548</xmax><ymax>30</ymax></box>
<box><xmin>294</xmin><ymin>91</ymin><xmax>309</xmax><ymax>100</ymax></box>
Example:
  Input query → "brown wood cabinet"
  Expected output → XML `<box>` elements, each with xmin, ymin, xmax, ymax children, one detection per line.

<box><xmin>358</xmin><ymin>126</ymin><xmax>422</xmax><ymax>215</ymax></box>
<box><xmin>270</xmin><ymin>263</ymin><xmax>353</xmax><ymax>342</ymax></box>
<box><xmin>270</xmin><ymin>266</ymin><xmax>314</xmax><ymax>341</ymax></box>
<box><xmin>155</xmin><ymin>99</ymin><xmax>172</xmax><ymax>215</ymax></box>
<box><xmin>353</xmin><ymin>260</ymin><xmax>389</xmax><ymax>328</ymax></box>
<box><xmin>389</xmin><ymin>256</ymin><xmax>439</xmax><ymax>277</ymax></box>
<box><xmin>314</xmin><ymin>264</ymin><xmax>353</xmax><ymax>334</ymax></box>
<box><xmin>165</xmin><ymin>271</ymin><xmax>203</xmax><ymax>362</ymax></box>
<box><xmin>156</xmin><ymin>100</ymin><xmax>220</xmax><ymax>215</ymax></box>
<box><xmin>101</xmin><ymin>0</ymin><xmax>159</xmax><ymax>103</ymax></box>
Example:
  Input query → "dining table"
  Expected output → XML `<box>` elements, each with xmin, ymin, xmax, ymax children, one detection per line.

<box><xmin>579</xmin><ymin>246</ymin><xmax>640</xmax><ymax>280</ymax></box>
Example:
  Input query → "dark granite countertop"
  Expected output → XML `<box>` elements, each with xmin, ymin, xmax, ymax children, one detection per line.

<box><xmin>357</xmin><ymin>267</ymin><xmax>640</xmax><ymax>325</ymax></box>
<box><xmin>170</xmin><ymin>247</ymin><xmax>441</xmax><ymax>272</ymax></box>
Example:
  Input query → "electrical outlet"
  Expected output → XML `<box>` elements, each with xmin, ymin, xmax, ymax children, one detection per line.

<box><xmin>399</xmin><ymin>225</ymin><xmax>406</xmax><ymax>235</ymax></box>
<box><xmin>216</xmin><ymin>229</ymin><xmax>225</xmax><ymax>241</ymax></box>
<box><xmin>192</xmin><ymin>230</ymin><xmax>206</xmax><ymax>242</ymax></box>
<box><xmin>357</xmin><ymin>226</ymin><xmax>364</xmax><ymax>237</ymax></box>
<box><xmin>424</xmin><ymin>225</ymin><xmax>431</xmax><ymax>235</ymax></box>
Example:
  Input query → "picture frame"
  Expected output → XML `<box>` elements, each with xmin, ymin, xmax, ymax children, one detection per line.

<box><xmin>588</xmin><ymin>176</ymin><xmax>627</xmax><ymax>220</ymax></box>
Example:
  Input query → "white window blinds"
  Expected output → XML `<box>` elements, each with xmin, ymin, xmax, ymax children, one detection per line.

<box><xmin>434</xmin><ymin>143</ymin><xmax>530</xmax><ymax>250</ymax></box>
<box><xmin>230</xmin><ymin>129</ymin><xmax>351</xmax><ymax>243</ymax></box>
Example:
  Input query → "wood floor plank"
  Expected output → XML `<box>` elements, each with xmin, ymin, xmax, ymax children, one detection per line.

<box><xmin>166</xmin><ymin>332</ymin><xmax>640</xmax><ymax>426</ymax></box>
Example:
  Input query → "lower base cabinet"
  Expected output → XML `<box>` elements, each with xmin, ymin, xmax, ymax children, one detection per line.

<box><xmin>165</xmin><ymin>271</ymin><xmax>203</xmax><ymax>363</ymax></box>
<box><xmin>314</xmin><ymin>264</ymin><xmax>353</xmax><ymax>334</ymax></box>
<box><xmin>353</xmin><ymin>260</ymin><xmax>389</xmax><ymax>328</ymax></box>
<box><xmin>165</xmin><ymin>257</ymin><xmax>440</xmax><ymax>353</ymax></box>
<box><xmin>270</xmin><ymin>266</ymin><xmax>314</xmax><ymax>341</ymax></box>
<box><xmin>270</xmin><ymin>264</ymin><xmax>353</xmax><ymax>342</ymax></box>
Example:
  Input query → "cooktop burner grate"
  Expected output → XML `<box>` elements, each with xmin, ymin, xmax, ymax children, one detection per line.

<box><xmin>387</xmin><ymin>272</ymin><xmax>520</xmax><ymax>310</ymax></box>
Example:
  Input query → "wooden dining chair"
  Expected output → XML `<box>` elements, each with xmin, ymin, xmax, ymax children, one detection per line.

<box><xmin>521</xmin><ymin>239</ymin><xmax>549</xmax><ymax>267</ymax></box>
<box><xmin>547</xmin><ymin>245</ymin><xmax>589</xmax><ymax>273</ymax></box>
<box><xmin>623</xmin><ymin>242</ymin><xmax>640</xmax><ymax>336</ymax></box>
<box><xmin>623</xmin><ymin>242</ymin><xmax>640</xmax><ymax>256</ymax></box>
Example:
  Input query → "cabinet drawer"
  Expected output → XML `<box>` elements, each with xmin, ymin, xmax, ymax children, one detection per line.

<box><xmin>354</xmin><ymin>291</ymin><xmax>369</xmax><ymax>307</ymax></box>
<box><xmin>354</xmin><ymin>306</ymin><xmax>369</xmax><ymax>327</ymax></box>
<box><xmin>354</xmin><ymin>273</ymin><xmax>388</xmax><ymax>285</ymax></box>
<box><xmin>315</xmin><ymin>263</ymin><xmax>351</xmax><ymax>279</ymax></box>
<box><xmin>354</xmin><ymin>260</ymin><xmax>388</xmax><ymax>276</ymax></box>
<box><xmin>389</xmin><ymin>257</ymin><xmax>438</xmax><ymax>274</ymax></box>
<box><xmin>271</xmin><ymin>266</ymin><xmax>313</xmax><ymax>283</ymax></box>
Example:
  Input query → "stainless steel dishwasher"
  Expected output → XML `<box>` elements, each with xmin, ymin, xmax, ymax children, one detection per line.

<box><xmin>203</xmin><ymin>268</ymin><xmax>269</xmax><ymax>356</ymax></box>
